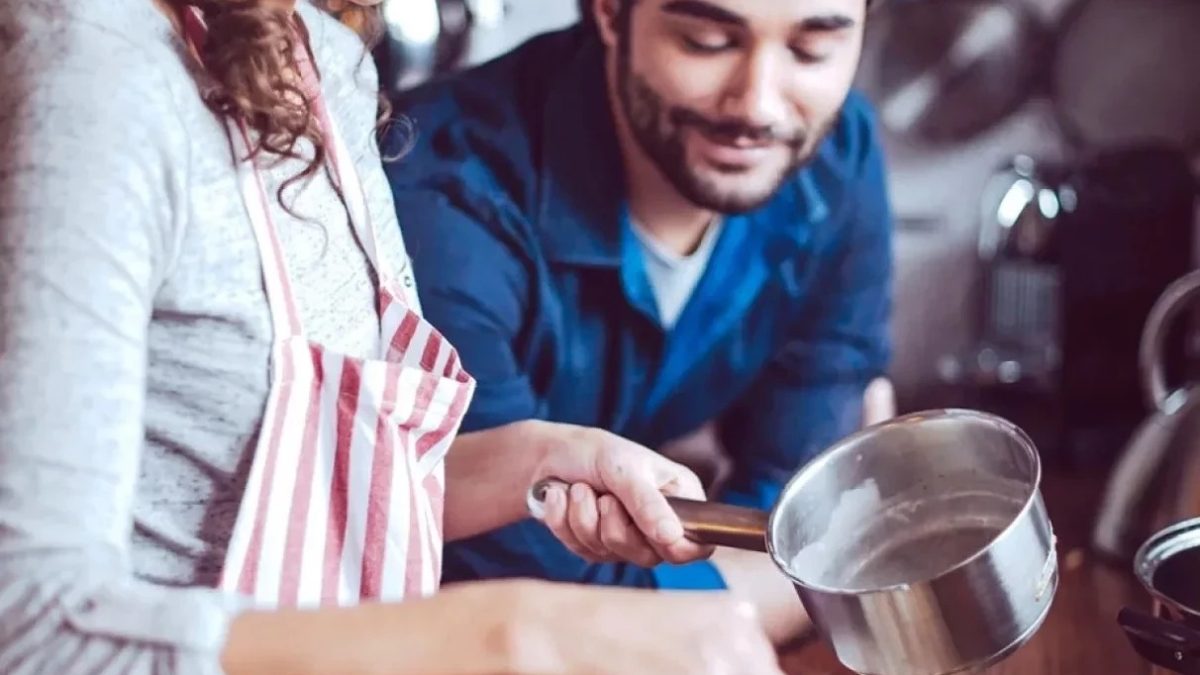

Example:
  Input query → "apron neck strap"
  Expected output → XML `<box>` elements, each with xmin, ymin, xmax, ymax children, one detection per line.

<box><xmin>291</xmin><ymin>43</ymin><xmax>392</xmax><ymax>281</ymax></box>
<box><xmin>178</xmin><ymin>6</ymin><xmax>394</xmax><ymax>340</ymax></box>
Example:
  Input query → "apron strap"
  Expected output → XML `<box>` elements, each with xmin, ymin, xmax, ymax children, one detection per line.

<box><xmin>293</xmin><ymin>44</ymin><xmax>395</xmax><ymax>282</ymax></box>
<box><xmin>182</xmin><ymin>7</ymin><xmax>305</xmax><ymax>338</ymax></box>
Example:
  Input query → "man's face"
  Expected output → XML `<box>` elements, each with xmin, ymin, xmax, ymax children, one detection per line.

<box><xmin>605</xmin><ymin>0</ymin><xmax>866</xmax><ymax>214</ymax></box>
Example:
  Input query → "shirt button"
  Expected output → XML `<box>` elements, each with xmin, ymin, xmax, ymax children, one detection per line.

<box><xmin>403</xmin><ymin>276</ymin><xmax>414</xmax><ymax>288</ymax></box>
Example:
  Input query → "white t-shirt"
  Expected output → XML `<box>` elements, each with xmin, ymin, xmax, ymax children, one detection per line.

<box><xmin>632</xmin><ymin>218</ymin><xmax>724</xmax><ymax>330</ymax></box>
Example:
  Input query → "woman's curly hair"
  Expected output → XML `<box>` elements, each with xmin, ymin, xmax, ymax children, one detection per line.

<box><xmin>170</xmin><ymin>0</ymin><xmax>390</xmax><ymax>207</ymax></box>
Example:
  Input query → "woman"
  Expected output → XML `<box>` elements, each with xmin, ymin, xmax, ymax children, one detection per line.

<box><xmin>0</xmin><ymin>1</ymin><xmax>785</xmax><ymax>673</ymax></box>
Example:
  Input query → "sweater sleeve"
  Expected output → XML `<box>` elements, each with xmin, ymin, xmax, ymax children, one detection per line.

<box><xmin>0</xmin><ymin>14</ymin><xmax>246</xmax><ymax>675</ymax></box>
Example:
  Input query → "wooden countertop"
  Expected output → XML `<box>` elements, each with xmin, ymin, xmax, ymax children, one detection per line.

<box><xmin>778</xmin><ymin>465</ymin><xmax>1157</xmax><ymax>674</ymax></box>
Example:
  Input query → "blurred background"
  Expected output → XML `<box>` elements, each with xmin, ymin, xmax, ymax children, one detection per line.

<box><xmin>372</xmin><ymin>0</ymin><xmax>1200</xmax><ymax>474</ymax></box>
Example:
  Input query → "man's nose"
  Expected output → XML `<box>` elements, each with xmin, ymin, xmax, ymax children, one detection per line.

<box><xmin>718</xmin><ymin>48</ymin><xmax>790</xmax><ymax>131</ymax></box>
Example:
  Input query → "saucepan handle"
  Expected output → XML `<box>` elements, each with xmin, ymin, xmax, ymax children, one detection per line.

<box><xmin>527</xmin><ymin>478</ymin><xmax>769</xmax><ymax>553</ymax></box>
<box><xmin>1118</xmin><ymin>607</ymin><xmax>1200</xmax><ymax>674</ymax></box>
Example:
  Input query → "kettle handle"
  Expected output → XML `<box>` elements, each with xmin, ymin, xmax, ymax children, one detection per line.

<box><xmin>1118</xmin><ymin>607</ymin><xmax>1200</xmax><ymax>674</ymax></box>
<box><xmin>1141</xmin><ymin>270</ymin><xmax>1200</xmax><ymax>412</ymax></box>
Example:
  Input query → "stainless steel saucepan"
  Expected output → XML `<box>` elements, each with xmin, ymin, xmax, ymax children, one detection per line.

<box><xmin>1120</xmin><ymin>517</ymin><xmax>1200</xmax><ymax>674</ymax></box>
<box><xmin>529</xmin><ymin>409</ymin><xmax>1058</xmax><ymax>675</ymax></box>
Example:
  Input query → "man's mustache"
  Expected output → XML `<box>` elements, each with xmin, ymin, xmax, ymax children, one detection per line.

<box><xmin>669</xmin><ymin>106</ymin><xmax>806</xmax><ymax>149</ymax></box>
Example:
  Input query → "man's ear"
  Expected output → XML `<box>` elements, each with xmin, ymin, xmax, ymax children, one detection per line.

<box><xmin>592</xmin><ymin>0</ymin><xmax>623</xmax><ymax>49</ymax></box>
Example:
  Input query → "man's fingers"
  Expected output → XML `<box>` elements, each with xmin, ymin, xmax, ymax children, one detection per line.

<box><xmin>606</xmin><ymin>464</ymin><xmax>685</xmax><ymax>547</ymax></box>
<box><xmin>658</xmin><ymin>537</ymin><xmax>714</xmax><ymax>565</ymax></box>
<box><xmin>542</xmin><ymin>484</ymin><xmax>596</xmax><ymax>560</ymax></box>
<box><xmin>656</xmin><ymin>460</ymin><xmax>707</xmax><ymax>501</ymax></box>
<box><xmin>652</xmin><ymin>462</ymin><xmax>718</xmax><ymax>563</ymax></box>
<box><xmin>598</xmin><ymin>494</ymin><xmax>662</xmax><ymax>568</ymax></box>
<box><xmin>566</xmin><ymin>483</ymin><xmax>608</xmax><ymax>558</ymax></box>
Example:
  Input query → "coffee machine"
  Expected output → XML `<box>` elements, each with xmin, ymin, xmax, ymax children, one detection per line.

<box><xmin>940</xmin><ymin>144</ymin><xmax>1197</xmax><ymax>465</ymax></box>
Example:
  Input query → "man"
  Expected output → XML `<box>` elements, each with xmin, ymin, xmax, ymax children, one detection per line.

<box><xmin>384</xmin><ymin>0</ymin><xmax>893</xmax><ymax>643</ymax></box>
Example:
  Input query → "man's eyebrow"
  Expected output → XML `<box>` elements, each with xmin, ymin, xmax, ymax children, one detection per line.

<box><xmin>661</xmin><ymin>0</ymin><xmax>747</xmax><ymax>27</ymax></box>
<box><xmin>799</xmin><ymin>14</ymin><xmax>857</xmax><ymax>31</ymax></box>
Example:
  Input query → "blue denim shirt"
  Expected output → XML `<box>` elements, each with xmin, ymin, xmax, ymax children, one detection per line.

<box><xmin>384</xmin><ymin>26</ymin><xmax>893</xmax><ymax>590</ymax></box>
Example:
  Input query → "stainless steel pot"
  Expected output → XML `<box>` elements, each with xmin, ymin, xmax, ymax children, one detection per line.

<box><xmin>529</xmin><ymin>409</ymin><xmax>1059</xmax><ymax>675</ymax></box>
<box><xmin>1120</xmin><ymin>518</ymin><xmax>1200</xmax><ymax>674</ymax></box>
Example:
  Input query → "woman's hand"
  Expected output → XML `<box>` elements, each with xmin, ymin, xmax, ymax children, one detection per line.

<box><xmin>526</xmin><ymin>421</ymin><xmax>714</xmax><ymax>568</ymax></box>
<box><xmin>468</xmin><ymin>580</ymin><xmax>786</xmax><ymax>675</ymax></box>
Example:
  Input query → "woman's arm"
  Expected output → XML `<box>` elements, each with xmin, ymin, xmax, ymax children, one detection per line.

<box><xmin>219</xmin><ymin>579</ymin><xmax>784</xmax><ymax>675</ymax></box>
<box><xmin>0</xmin><ymin>15</ymin><xmax>248</xmax><ymax>674</ymax></box>
<box><xmin>219</xmin><ymin>588</ymin><xmax>510</xmax><ymax>675</ymax></box>
<box><xmin>441</xmin><ymin>421</ymin><xmax>550</xmax><ymax>542</ymax></box>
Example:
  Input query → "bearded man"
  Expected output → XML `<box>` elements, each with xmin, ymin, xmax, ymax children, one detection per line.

<box><xmin>383</xmin><ymin>0</ymin><xmax>894</xmax><ymax>644</ymax></box>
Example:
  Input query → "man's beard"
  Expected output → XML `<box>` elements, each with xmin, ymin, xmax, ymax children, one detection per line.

<box><xmin>617</xmin><ymin>57</ymin><xmax>834</xmax><ymax>214</ymax></box>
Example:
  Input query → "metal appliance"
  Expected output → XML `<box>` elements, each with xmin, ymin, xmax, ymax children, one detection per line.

<box><xmin>1094</xmin><ymin>270</ymin><xmax>1200</xmax><ymax>562</ymax></box>
<box><xmin>1121</xmin><ymin>517</ymin><xmax>1200</xmax><ymax>674</ymax></box>
<box><xmin>941</xmin><ymin>145</ymin><xmax>1197</xmax><ymax>464</ymax></box>
<box><xmin>1119</xmin><ymin>370</ymin><xmax>1200</xmax><ymax>674</ymax></box>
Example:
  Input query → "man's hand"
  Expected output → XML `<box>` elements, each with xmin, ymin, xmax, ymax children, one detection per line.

<box><xmin>527</xmin><ymin>421</ymin><xmax>715</xmax><ymax>568</ymax></box>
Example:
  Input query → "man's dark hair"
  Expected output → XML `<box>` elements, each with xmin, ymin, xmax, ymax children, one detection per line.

<box><xmin>577</xmin><ymin>0</ymin><xmax>595</xmax><ymax>27</ymax></box>
<box><xmin>577</xmin><ymin>0</ymin><xmax>627</xmax><ymax>31</ymax></box>
<box><xmin>577</xmin><ymin>0</ymin><xmax>638</xmax><ymax>46</ymax></box>
<box><xmin>577</xmin><ymin>0</ymin><xmax>879</xmax><ymax>31</ymax></box>
<box><xmin>578</xmin><ymin>0</ymin><xmax>643</xmax><ymax>39</ymax></box>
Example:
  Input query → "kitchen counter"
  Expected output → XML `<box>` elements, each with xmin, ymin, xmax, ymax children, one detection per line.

<box><xmin>778</xmin><ymin>465</ymin><xmax>1157</xmax><ymax>674</ymax></box>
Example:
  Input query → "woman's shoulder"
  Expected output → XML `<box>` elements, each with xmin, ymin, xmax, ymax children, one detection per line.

<box><xmin>0</xmin><ymin>2</ymin><xmax>195</xmax><ymax>274</ymax></box>
<box><xmin>2</xmin><ymin>2</ymin><xmax>190</xmax><ymax>132</ymax></box>
<box><xmin>6</xmin><ymin>2</ymin><xmax>182</xmax><ymax>72</ymax></box>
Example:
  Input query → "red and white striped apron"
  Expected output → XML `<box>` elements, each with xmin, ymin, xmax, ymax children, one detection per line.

<box><xmin>181</xmin><ymin>11</ymin><xmax>475</xmax><ymax>608</ymax></box>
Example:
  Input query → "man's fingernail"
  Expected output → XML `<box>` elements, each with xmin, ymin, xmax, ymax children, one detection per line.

<box><xmin>655</xmin><ymin>518</ymin><xmax>683</xmax><ymax>542</ymax></box>
<box><xmin>599</xmin><ymin>499</ymin><xmax>611</xmax><ymax>516</ymax></box>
